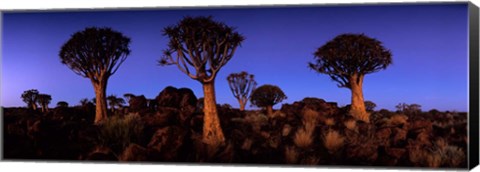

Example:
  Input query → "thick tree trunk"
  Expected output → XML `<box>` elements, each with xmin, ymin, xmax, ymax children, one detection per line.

<box><xmin>266</xmin><ymin>105</ymin><xmax>274</xmax><ymax>117</ymax></box>
<box><xmin>41</xmin><ymin>104</ymin><xmax>47</xmax><ymax>113</ymax></box>
<box><xmin>32</xmin><ymin>103</ymin><xmax>38</xmax><ymax>111</ymax></box>
<box><xmin>239</xmin><ymin>99</ymin><xmax>246</xmax><ymax>111</ymax></box>
<box><xmin>349</xmin><ymin>75</ymin><xmax>369</xmax><ymax>123</ymax></box>
<box><xmin>202</xmin><ymin>81</ymin><xmax>225</xmax><ymax>147</ymax></box>
<box><xmin>93</xmin><ymin>81</ymin><xmax>108</xmax><ymax>124</ymax></box>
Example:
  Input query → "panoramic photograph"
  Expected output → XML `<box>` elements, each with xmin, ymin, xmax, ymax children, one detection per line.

<box><xmin>1</xmin><ymin>2</ymin><xmax>472</xmax><ymax>169</ymax></box>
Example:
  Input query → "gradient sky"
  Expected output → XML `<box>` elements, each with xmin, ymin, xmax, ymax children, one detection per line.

<box><xmin>1</xmin><ymin>3</ymin><xmax>469</xmax><ymax>111</ymax></box>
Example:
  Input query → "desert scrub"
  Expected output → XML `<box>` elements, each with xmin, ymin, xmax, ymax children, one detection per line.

<box><xmin>409</xmin><ymin>140</ymin><xmax>466</xmax><ymax>168</ymax></box>
<box><xmin>293</xmin><ymin>126</ymin><xmax>314</xmax><ymax>149</ymax></box>
<box><xmin>97</xmin><ymin>114</ymin><xmax>144</xmax><ymax>154</ymax></box>
<box><xmin>301</xmin><ymin>108</ymin><xmax>319</xmax><ymax>125</ymax></box>
<box><xmin>343</xmin><ymin>119</ymin><xmax>357</xmax><ymax>131</ymax></box>
<box><xmin>284</xmin><ymin>146</ymin><xmax>299</xmax><ymax>164</ymax></box>
<box><xmin>322</xmin><ymin>130</ymin><xmax>345</xmax><ymax>154</ymax></box>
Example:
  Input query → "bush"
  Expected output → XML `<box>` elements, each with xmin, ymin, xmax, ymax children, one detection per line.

<box><xmin>322</xmin><ymin>130</ymin><xmax>345</xmax><ymax>154</ymax></box>
<box><xmin>97</xmin><ymin>114</ymin><xmax>144</xmax><ymax>153</ymax></box>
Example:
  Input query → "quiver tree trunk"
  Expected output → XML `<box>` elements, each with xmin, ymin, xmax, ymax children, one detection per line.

<box><xmin>202</xmin><ymin>81</ymin><xmax>225</xmax><ymax>147</ymax></box>
<box><xmin>31</xmin><ymin>103</ymin><xmax>38</xmax><ymax>111</ymax></box>
<box><xmin>238</xmin><ymin>99</ymin><xmax>246</xmax><ymax>111</ymax></box>
<box><xmin>266</xmin><ymin>105</ymin><xmax>274</xmax><ymax>117</ymax></box>
<box><xmin>93</xmin><ymin>80</ymin><xmax>108</xmax><ymax>124</ymax></box>
<box><xmin>349</xmin><ymin>74</ymin><xmax>369</xmax><ymax>123</ymax></box>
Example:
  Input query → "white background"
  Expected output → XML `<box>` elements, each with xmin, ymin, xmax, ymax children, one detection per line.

<box><xmin>0</xmin><ymin>0</ymin><xmax>478</xmax><ymax>172</ymax></box>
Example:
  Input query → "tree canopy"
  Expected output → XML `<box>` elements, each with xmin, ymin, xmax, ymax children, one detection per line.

<box><xmin>250</xmin><ymin>84</ymin><xmax>287</xmax><ymax>108</ymax></box>
<box><xmin>159</xmin><ymin>16</ymin><xmax>245</xmax><ymax>83</ymax></box>
<box><xmin>59</xmin><ymin>27</ymin><xmax>131</xmax><ymax>83</ymax></box>
<box><xmin>309</xmin><ymin>33</ymin><xmax>392</xmax><ymax>88</ymax></box>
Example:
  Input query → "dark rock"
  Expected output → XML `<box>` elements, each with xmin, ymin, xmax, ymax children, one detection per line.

<box><xmin>156</xmin><ymin>86</ymin><xmax>197</xmax><ymax>126</ymax></box>
<box><xmin>147</xmin><ymin>126</ymin><xmax>187</xmax><ymax>161</ymax></box>
<box><xmin>85</xmin><ymin>146</ymin><xmax>118</xmax><ymax>161</ymax></box>
<box><xmin>129</xmin><ymin>95</ymin><xmax>148</xmax><ymax>113</ymax></box>
<box><xmin>120</xmin><ymin>144</ymin><xmax>148</xmax><ymax>161</ymax></box>
<box><xmin>385</xmin><ymin>147</ymin><xmax>406</xmax><ymax>159</ymax></box>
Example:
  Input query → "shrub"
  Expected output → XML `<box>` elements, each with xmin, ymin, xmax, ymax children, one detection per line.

<box><xmin>344</xmin><ymin>119</ymin><xmax>357</xmax><ymax>131</ymax></box>
<box><xmin>293</xmin><ymin>127</ymin><xmax>314</xmax><ymax>149</ymax></box>
<box><xmin>324</xmin><ymin>117</ymin><xmax>335</xmax><ymax>126</ymax></box>
<box><xmin>97</xmin><ymin>114</ymin><xmax>144</xmax><ymax>153</ymax></box>
<box><xmin>322</xmin><ymin>130</ymin><xmax>345</xmax><ymax>154</ymax></box>
<box><xmin>284</xmin><ymin>146</ymin><xmax>299</xmax><ymax>164</ymax></box>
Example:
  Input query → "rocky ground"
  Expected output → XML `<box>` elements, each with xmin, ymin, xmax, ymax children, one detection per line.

<box><xmin>2</xmin><ymin>86</ymin><xmax>468</xmax><ymax>169</ymax></box>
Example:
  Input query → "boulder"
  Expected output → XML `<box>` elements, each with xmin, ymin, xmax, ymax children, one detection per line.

<box><xmin>147</xmin><ymin>126</ymin><xmax>187</xmax><ymax>161</ymax></box>
<box><xmin>129</xmin><ymin>95</ymin><xmax>148</xmax><ymax>113</ymax></box>
<box><xmin>156</xmin><ymin>86</ymin><xmax>197</xmax><ymax>125</ymax></box>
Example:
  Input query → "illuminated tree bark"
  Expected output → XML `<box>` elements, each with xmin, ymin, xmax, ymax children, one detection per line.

<box><xmin>59</xmin><ymin>27</ymin><xmax>131</xmax><ymax>124</ymax></box>
<box><xmin>309</xmin><ymin>34</ymin><xmax>392</xmax><ymax>123</ymax></box>
<box><xmin>160</xmin><ymin>16</ymin><xmax>244</xmax><ymax>146</ymax></box>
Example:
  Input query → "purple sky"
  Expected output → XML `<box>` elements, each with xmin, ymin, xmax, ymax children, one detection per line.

<box><xmin>1</xmin><ymin>3</ymin><xmax>469</xmax><ymax>111</ymax></box>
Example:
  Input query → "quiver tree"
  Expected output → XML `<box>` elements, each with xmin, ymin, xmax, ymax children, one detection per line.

<box><xmin>59</xmin><ymin>27</ymin><xmax>131</xmax><ymax>124</ymax></box>
<box><xmin>159</xmin><ymin>16</ymin><xmax>245</xmax><ymax>147</ymax></box>
<box><xmin>107</xmin><ymin>95</ymin><xmax>125</xmax><ymax>113</ymax></box>
<box><xmin>21</xmin><ymin>89</ymin><xmax>39</xmax><ymax>110</ymax></box>
<box><xmin>56</xmin><ymin>101</ymin><xmax>69</xmax><ymax>108</ymax></box>
<box><xmin>250</xmin><ymin>84</ymin><xmax>287</xmax><ymax>117</ymax></box>
<box><xmin>37</xmin><ymin>94</ymin><xmax>52</xmax><ymax>113</ymax></box>
<box><xmin>227</xmin><ymin>71</ymin><xmax>257</xmax><ymax>111</ymax></box>
<box><xmin>309</xmin><ymin>33</ymin><xmax>392</xmax><ymax>123</ymax></box>
<box><xmin>364</xmin><ymin>100</ymin><xmax>377</xmax><ymax>112</ymax></box>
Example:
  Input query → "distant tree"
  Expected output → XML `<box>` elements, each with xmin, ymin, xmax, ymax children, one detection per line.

<box><xmin>309</xmin><ymin>33</ymin><xmax>392</xmax><ymax>123</ymax></box>
<box><xmin>21</xmin><ymin>89</ymin><xmax>39</xmax><ymax>110</ymax></box>
<box><xmin>159</xmin><ymin>16</ymin><xmax>244</xmax><ymax>146</ymax></box>
<box><xmin>364</xmin><ymin>100</ymin><xmax>377</xmax><ymax>112</ymax></box>
<box><xmin>128</xmin><ymin>95</ymin><xmax>148</xmax><ymax>113</ymax></box>
<box><xmin>123</xmin><ymin>93</ymin><xmax>135</xmax><ymax>104</ymax></box>
<box><xmin>107</xmin><ymin>95</ymin><xmax>125</xmax><ymax>113</ymax></box>
<box><xmin>408</xmin><ymin>104</ymin><xmax>422</xmax><ymax>114</ymax></box>
<box><xmin>36</xmin><ymin>94</ymin><xmax>52</xmax><ymax>113</ymax></box>
<box><xmin>250</xmin><ymin>84</ymin><xmax>287</xmax><ymax>116</ymax></box>
<box><xmin>80</xmin><ymin>98</ymin><xmax>90</xmax><ymax>107</ymax></box>
<box><xmin>57</xmin><ymin>101</ymin><xmax>69</xmax><ymax>108</ymax></box>
<box><xmin>396</xmin><ymin>103</ymin><xmax>422</xmax><ymax>114</ymax></box>
<box><xmin>227</xmin><ymin>71</ymin><xmax>257</xmax><ymax>111</ymax></box>
<box><xmin>59</xmin><ymin>27</ymin><xmax>131</xmax><ymax>124</ymax></box>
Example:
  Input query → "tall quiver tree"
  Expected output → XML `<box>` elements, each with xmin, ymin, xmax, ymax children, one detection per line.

<box><xmin>309</xmin><ymin>33</ymin><xmax>392</xmax><ymax>123</ymax></box>
<box><xmin>159</xmin><ymin>16</ymin><xmax>245</xmax><ymax>147</ymax></box>
<box><xmin>21</xmin><ymin>89</ymin><xmax>39</xmax><ymax>110</ymax></box>
<box><xmin>59</xmin><ymin>27</ymin><xmax>131</xmax><ymax>124</ymax></box>
<box><xmin>37</xmin><ymin>94</ymin><xmax>52</xmax><ymax>113</ymax></box>
<box><xmin>227</xmin><ymin>71</ymin><xmax>257</xmax><ymax>111</ymax></box>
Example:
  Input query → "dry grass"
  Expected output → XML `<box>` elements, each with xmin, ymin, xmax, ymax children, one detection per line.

<box><xmin>322</xmin><ymin>130</ymin><xmax>345</xmax><ymax>154</ymax></box>
<box><xmin>284</xmin><ymin>146</ymin><xmax>299</xmax><ymax>164</ymax></box>
<box><xmin>409</xmin><ymin>141</ymin><xmax>466</xmax><ymax>168</ymax></box>
<box><xmin>302</xmin><ymin>108</ymin><xmax>319</xmax><ymax>125</ymax></box>
<box><xmin>442</xmin><ymin>145</ymin><xmax>465</xmax><ymax>167</ymax></box>
<box><xmin>241</xmin><ymin>138</ymin><xmax>253</xmax><ymax>151</ymax></box>
<box><xmin>294</xmin><ymin>127</ymin><xmax>314</xmax><ymax>149</ymax></box>
<box><xmin>388</xmin><ymin>114</ymin><xmax>408</xmax><ymax>126</ymax></box>
<box><xmin>301</xmin><ymin>155</ymin><xmax>321</xmax><ymax>165</ymax></box>
<box><xmin>282</xmin><ymin>124</ymin><xmax>292</xmax><ymax>137</ymax></box>
<box><xmin>324</xmin><ymin>117</ymin><xmax>335</xmax><ymax>126</ymax></box>
<box><xmin>344</xmin><ymin>119</ymin><xmax>357</xmax><ymax>130</ymax></box>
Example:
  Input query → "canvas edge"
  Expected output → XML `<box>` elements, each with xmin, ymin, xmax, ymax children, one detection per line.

<box><xmin>468</xmin><ymin>1</ymin><xmax>480</xmax><ymax>170</ymax></box>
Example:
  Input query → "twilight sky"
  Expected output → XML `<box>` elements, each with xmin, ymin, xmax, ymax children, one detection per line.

<box><xmin>1</xmin><ymin>3</ymin><xmax>469</xmax><ymax>111</ymax></box>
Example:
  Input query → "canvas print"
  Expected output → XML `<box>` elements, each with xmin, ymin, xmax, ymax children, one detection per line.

<box><xmin>1</xmin><ymin>2</ymin><xmax>477</xmax><ymax>170</ymax></box>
